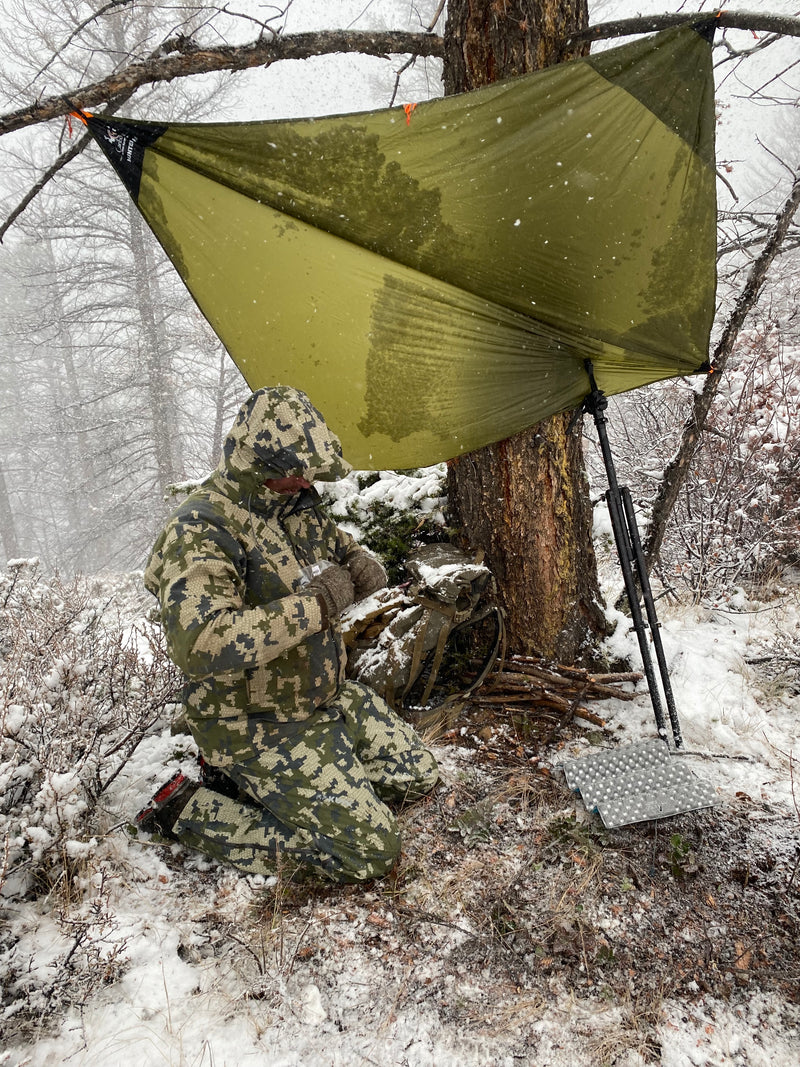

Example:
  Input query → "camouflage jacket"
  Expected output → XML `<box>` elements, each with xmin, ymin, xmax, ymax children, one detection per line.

<box><xmin>145</xmin><ymin>388</ymin><xmax>359</xmax><ymax>725</ymax></box>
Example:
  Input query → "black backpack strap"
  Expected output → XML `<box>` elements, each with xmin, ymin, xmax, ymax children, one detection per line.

<box><xmin>402</xmin><ymin>602</ymin><xmax>506</xmax><ymax>713</ymax></box>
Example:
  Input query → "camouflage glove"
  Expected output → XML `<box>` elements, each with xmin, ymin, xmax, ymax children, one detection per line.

<box><xmin>306</xmin><ymin>565</ymin><xmax>355</xmax><ymax>626</ymax></box>
<box><xmin>346</xmin><ymin>549</ymin><xmax>388</xmax><ymax>601</ymax></box>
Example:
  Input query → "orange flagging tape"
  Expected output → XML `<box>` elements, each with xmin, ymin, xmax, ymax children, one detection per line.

<box><xmin>403</xmin><ymin>103</ymin><xmax>417</xmax><ymax>126</ymax></box>
<box><xmin>65</xmin><ymin>110</ymin><xmax>92</xmax><ymax>137</ymax></box>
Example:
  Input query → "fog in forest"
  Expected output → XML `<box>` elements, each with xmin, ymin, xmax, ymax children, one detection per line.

<box><xmin>0</xmin><ymin>0</ymin><xmax>797</xmax><ymax>592</ymax></box>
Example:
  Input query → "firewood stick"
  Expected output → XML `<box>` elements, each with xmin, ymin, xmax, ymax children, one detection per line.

<box><xmin>495</xmin><ymin>667</ymin><xmax>636</xmax><ymax>701</ymax></box>
<box><xmin>509</xmin><ymin>655</ymin><xmax>641</xmax><ymax>686</ymax></box>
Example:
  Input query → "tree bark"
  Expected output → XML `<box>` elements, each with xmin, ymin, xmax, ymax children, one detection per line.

<box><xmin>443</xmin><ymin>0</ymin><xmax>607</xmax><ymax>662</ymax></box>
<box><xmin>443</xmin><ymin>0</ymin><xmax>590</xmax><ymax>91</ymax></box>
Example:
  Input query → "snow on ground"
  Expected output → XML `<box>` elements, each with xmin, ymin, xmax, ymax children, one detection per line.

<box><xmin>2</xmin><ymin>567</ymin><xmax>799</xmax><ymax>1066</ymax></box>
<box><xmin>603</xmin><ymin>590</ymin><xmax>799</xmax><ymax>810</ymax></box>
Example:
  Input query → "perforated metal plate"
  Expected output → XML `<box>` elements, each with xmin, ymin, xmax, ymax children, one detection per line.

<box><xmin>561</xmin><ymin>740</ymin><xmax>718</xmax><ymax>828</ymax></box>
<box><xmin>563</xmin><ymin>739</ymin><xmax>670</xmax><ymax>795</ymax></box>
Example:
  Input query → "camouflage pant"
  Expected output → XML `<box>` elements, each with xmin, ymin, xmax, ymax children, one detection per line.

<box><xmin>174</xmin><ymin>681</ymin><xmax>438</xmax><ymax>883</ymax></box>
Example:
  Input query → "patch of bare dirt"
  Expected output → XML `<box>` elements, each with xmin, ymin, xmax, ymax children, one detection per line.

<box><xmin>123</xmin><ymin>711</ymin><xmax>799</xmax><ymax>1065</ymax></box>
<box><xmin>200</xmin><ymin>719</ymin><xmax>799</xmax><ymax>1061</ymax></box>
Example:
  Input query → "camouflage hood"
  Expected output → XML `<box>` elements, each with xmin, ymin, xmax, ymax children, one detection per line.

<box><xmin>217</xmin><ymin>386</ymin><xmax>352</xmax><ymax>496</ymax></box>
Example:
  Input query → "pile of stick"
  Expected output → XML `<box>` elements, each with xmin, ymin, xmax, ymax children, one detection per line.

<box><xmin>474</xmin><ymin>654</ymin><xmax>642</xmax><ymax>728</ymax></box>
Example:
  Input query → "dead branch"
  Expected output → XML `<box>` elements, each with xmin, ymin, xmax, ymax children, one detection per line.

<box><xmin>643</xmin><ymin>169</ymin><xmax>800</xmax><ymax>571</ymax></box>
<box><xmin>3</xmin><ymin>11</ymin><xmax>800</xmax><ymax>138</ymax></box>
<box><xmin>564</xmin><ymin>705</ymin><xmax>605</xmax><ymax>728</ymax></box>
<box><xmin>470</xmin><ymin>653</ymin><xmax>641</xmax><ymax>729</ymax></box>
<box><xmin>507</xmin><ymin>655</ymin><xmax>641</xmax><ymax>694</ymax></box>
<box><xmin>474</xmin><ymin>691</ymin><xmax>605</xmax><ymax>727</ymax></box>
<box><xmin>0</xmin><ymin>30</ymin><xmax>445</xmax><ymax>137</ymax></box>
<box><xmin>568</xmin><ymin>10</ymin><xmax>800</xmax><ymax>46</ymax></box>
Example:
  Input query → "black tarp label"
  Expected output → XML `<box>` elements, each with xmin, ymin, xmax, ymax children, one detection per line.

<box><xmin>86</xmin><ymin>116</ymin><xmax>167</xmax><ymax>202</ymax></box>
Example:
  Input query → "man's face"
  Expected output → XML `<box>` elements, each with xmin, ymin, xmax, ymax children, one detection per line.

<box><xmin>263</xmin><ymin>475</ymin><xmax>312</xmax><ymax>495</ymax></box>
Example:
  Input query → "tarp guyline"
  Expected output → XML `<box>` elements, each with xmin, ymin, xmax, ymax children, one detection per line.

<box><xmin>79</xmin><ymin>21</ymin><xmax>717</xmax><ymax>471</ymax></box>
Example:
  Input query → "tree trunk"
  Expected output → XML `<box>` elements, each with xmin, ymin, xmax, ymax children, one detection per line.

<box><xmin>443</xmin><ymin>0</ymin><xmax>607</xmax><ymax>662</ymax></box>
<box><xmin>443</xmin><ymin>0</ymin><xmax>590</xmax><ymax>91</ymax></box>
<box><xmin>128</xmin><ymin>203</ymin><xmax>185</xmax><ymax>490</ymax></box>
<box><xmin>0</xmin><ymin>462</ymin><xmax>20</xmax><ymax>562</ymax></box>
<box><xmin>39</xmin><ymin>237</ymin><xmax>100</xmax><ymax>570</ymax></box>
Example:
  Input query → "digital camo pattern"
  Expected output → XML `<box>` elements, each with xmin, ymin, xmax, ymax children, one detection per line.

<box><xmin>221</xmin><ymin>386</ymin><xmax>352</xmax><ymax>494</ymax></box>
<box><xmin>145</xmin><ymin>386</ymin><xmax>359</xmax><ymax>726</ymax></box>
<box><xmin>175</xmin><ymin>681</ymin><xmax>439</xmax><ymax>882</ymax></box>
<box><xmin>145</xmin><ymin>387</ymin><xmax>437</xmax><ymax>881</ymax></box>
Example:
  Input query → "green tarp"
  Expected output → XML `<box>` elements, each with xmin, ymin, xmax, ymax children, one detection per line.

<box><xmin>85</xmin><ymin>22</ymin><xmax>717</xmax><ymax>470</ymax></box>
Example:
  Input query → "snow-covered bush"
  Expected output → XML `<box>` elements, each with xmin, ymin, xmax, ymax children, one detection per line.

<box><xmin>1</xmin><ymin>865</ymin><xmax>130</xmax><ymax>1032</ymax></box>
<box><xmin>322</xmin><ymin>467</ymin><xmax>449</xmax><ymax>583</ymax></box>
<box><xmin>690</xmin><ymin>328</ymin><xmax>800</xmax><ymax>585</ymax></box>
<box><xmin>0</xmin><ymin>560</ymin><xmax>182</xmax><ymax>899</ymax></box>
<box><xmin>592</xmin><ymin>326</ymin><xmax>800</xmax><ymax>596</ymax></box>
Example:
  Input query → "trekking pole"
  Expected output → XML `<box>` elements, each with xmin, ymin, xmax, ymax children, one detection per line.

<box><xmin>619</xmin><ymin>486</ymin><xmax>683</xmax><ymax>747</ymax></box>
<box><xmin>582</xmin><ymin>361</ymin><xmax>682</xmax><ymax>747</ymax></box>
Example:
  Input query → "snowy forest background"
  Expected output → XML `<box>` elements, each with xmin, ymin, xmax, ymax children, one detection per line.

<box><xmin>0</xmin><ymin>0</ymin><xmax>798</xmax><ymax>590</ymax></box>
<box><xmin>1</xmin><ymin>2</ymin><xmax>800</xmax><ymax>1064</ymax></box>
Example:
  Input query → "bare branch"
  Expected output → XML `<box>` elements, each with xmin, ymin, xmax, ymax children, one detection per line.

<box><xmin>28</xmin><ymin>0</ymin><xmax>136</xmax><ymax>91</ymax></box>
<box><xmin>0</xmin><ymin>85</ymin><xmax>138</xmax><ymax>242</ymax></box>
<box><xmin>427</xmin><ymin>1</ymin><xmax>447</xmax><ymax>34</ymax></box>
<box><xmin>718</xmin><ymin>232</ymin><xmax>800</xmax><ymax>256</ymax></box>
<box><xmin>643</xmin><ymin>168</ymin><xmax>800</xmax><ymax>571</ymax></box>
<box><xmin>388</xmin><ymin>54</ymin><xmax>418</xmax><ymax>107</ymax></box>
<box><xmin>0</xmin><ymin>20</ymin><xmax>185</xmax><ymax>240</ymax></box>
<box><xmin>714</xmin><ymin>30</ymin><xmax>783</xmax><ymax>66</ymax></box>
<box><xmin>214</xmin><ymin>2</ymin><xmax>288</xmax><ymax>41</ymax></box>
<box><xmin>3</xmin><ymin>11</ymin><xmax>800</xmax><ymax>138</ymax></box>
<box><xmin>716</xmin><ymin>168</ymin><xmax>739</xmax><ymax>202</ymax></box>
<box><xmin>0</xmin><ymin>29</ymin><xmax>444</xmax><ymax>137</ymax></box>
<box><xmin>568</xmin><ymin>10</ymin><xmax>800</xmax><ymax>46</ymax></box>
<box><xmin>756</xmin><ymin>136</ymin><xmax>799</xmax><ymax>180</ymax></box>
<box><xmin>0</xmin><ymin>132</ymin><xmax>90</xmax><ymax>243</ymax></box>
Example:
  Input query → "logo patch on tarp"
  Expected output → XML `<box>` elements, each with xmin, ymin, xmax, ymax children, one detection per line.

<box><xmin>86</xmin><ymin>116</ymin><xmax>167</xmax><ymax>201</ymax></box>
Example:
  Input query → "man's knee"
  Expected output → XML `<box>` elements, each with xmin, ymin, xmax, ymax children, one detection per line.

<box><xmin>326</xmin><ymin>812</ymin><xmax>401</xmax><ymax>883</ymax></box>
<box><xmin>350</xmin><ymin>825</ymin><xmax>401</xmax><ymax>881</ymax></box>
<box><xmin>414</xmin><ymin>747</ymin><xmax>439</xmax><ymax>793</ymax></box>
<box><xmin>376</xmin><ymin>744</ymin><xmax>439</xmax><ymax>804</ymax></box>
